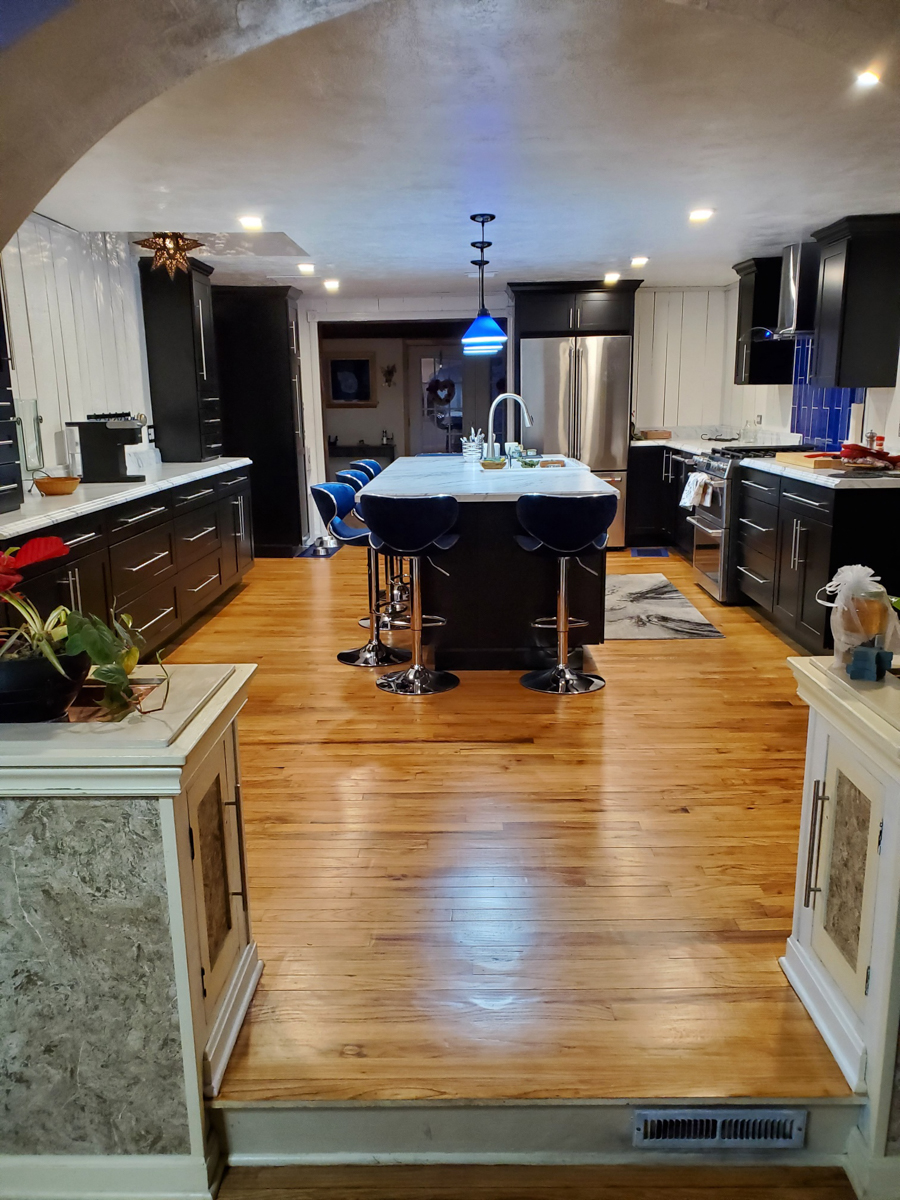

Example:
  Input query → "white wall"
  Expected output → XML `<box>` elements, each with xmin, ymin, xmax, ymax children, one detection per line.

<box><xmin>320</xmin><ymin>337</ymin><xmax>407</xmax><ymax>456</ymax></box>
<box><xmin>0</xmin><ymin>213</ymin><xmax>151</xmax><ymax>470</ymax></box>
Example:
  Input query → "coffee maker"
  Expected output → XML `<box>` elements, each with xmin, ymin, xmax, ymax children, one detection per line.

<box><xmin>65</xmin><ymin>414</ymin><xmax>146</xmax><ymax>483</ymax></box>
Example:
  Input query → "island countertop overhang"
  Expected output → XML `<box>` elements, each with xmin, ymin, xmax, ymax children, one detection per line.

<box><xmin>357</xmin><ymin>455</ymin><xmax>620</xmax><ymax>503</ymax></box>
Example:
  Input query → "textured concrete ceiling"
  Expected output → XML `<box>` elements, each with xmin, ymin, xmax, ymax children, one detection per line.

<box><xmin>35</xmin><ymin>0</ymin><xmax>900</xmax><ymax>295</ymax></box>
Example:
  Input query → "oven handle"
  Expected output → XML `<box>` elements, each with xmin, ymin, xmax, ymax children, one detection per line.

<box><xmin>687</xmin><ymin>516</ymin><xmax>723</xmax><ymax>538</ymax></box>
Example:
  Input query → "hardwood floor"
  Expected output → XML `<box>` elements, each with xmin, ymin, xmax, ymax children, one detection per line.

<box><xmin>218</xmin><ymin>1165</ymin><xmax>856</xmax><ymax>1199</ymax></box>
<box><xmin>168</xmin><ymin>550</ymin><xmax>849</xmax><ymax>1101</ymax></box>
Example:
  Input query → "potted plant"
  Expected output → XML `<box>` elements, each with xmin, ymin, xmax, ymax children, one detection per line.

<box><xmin>0</xmin><ymin>536</ymin><xmax>150</xmax><ymax>722</ymax></box>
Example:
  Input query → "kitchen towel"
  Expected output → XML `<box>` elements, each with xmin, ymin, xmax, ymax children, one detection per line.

<box><xmin>680</xmin><ymin>471</ymin><xmax>713</xmax><ymax>508</ymax></box>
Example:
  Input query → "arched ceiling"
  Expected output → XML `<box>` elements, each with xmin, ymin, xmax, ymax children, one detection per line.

<box><xmin>20</xmin><ymin>0</ymin><xmax>900</xmax><ymax>294</ymax></box>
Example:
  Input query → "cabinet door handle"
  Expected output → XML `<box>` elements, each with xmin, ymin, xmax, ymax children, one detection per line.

<box><xmin>65</xmin><ymin>567</ymin><xmax>82</xmax><ymax>611</ymax></box>
<box><xmin>118</xmin><ymin>505</ymin><xmax>167</xmax><ymax>526</ymax></box>
<box><xmin>737</xmin><ymin>565</ymin><xmax>769</xmax><ymax>584</ymax></box>
<box><xmin>0</xmin><ymin>482</ymin><xmax>19</xmax><ymax>493</ymax></box>
<box><xmin>138</xmin><ymin>605</ymin><xmax>174</xmax><ymax>633</ymax></box>
<box><xmin>203</xmin><ymin>417</ymin><xmax>221</xmax><ymax>425</ymax></box>
<box><xmin>568</xmin><ymin>307</ymin><xmax>574</xmax><ymax>328</ymax></box>
<box><xmin>206</xmin><ymin>442</ymin><xmax>223</xmax><ymax>451</ymax></box>
<box><xmin>0</xmin><ymin>439</ymin><xmax>14</xmax><ymax>447</ymax></box>
<box><xmin>64</xmin><ymin>531</ymin><xmax>100</xmax><ymax>548</ymax></box>
<box><xmin>126</xmin><ymin>549</ymin><xmax>169</xmax><ymax>573</ymax></box>
<box><xmin>739</xmin><ymin>517</ymin><xmax>773</xmax><ymax>533</ymax></box>
<box><xmin>181</xmin><ymin>488</ymin><xmax>214</xmax><ymax>502</ymax></box>
<box><xmin>232</xmin><ymin>497</ymin><xmax>245</xmax><ymax>539</ymax></box>
<box><xmin>188</xmin><ymin>572</ymin><xmax>218</xmax><ymax>593</ymax></box>
<box><xmin>183</xmin><ymin>525</ymin><xmax>216</xmax><ymax>543</ymax></box>
<box><xmin>196</xmin><ymin>298</ymin><xmax>207</xmax><ymax>380</ymax></box>
<box><xmin>744</xmin><ymin>480</ymin><xmax>775</xmax><ymax>493</ymax></box>
<box><xmin>803</xmin><ymin>780</ymin><xmax>826</xmax><ymax>907</ymax></box>
<box><xmin>782</xmin><ymin>490</ymin><xmax>828</xmax><ymax>510</ymax></box>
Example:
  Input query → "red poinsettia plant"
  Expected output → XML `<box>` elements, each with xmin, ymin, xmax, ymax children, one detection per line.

<box><xmin>0</xmin><ymin>537</ymin><xmax>73</xmax><ymax>674</ymax></box>
<box><xmin>0</xmin><ymin>536</ymin><xmax>68</xmax><ymax>591</ymax></box>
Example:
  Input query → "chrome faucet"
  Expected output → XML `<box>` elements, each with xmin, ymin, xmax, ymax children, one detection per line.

<box><xmin>487</xmin><ymin>392</ymin><xmax>533</xmax><ymax>455</ymax></box>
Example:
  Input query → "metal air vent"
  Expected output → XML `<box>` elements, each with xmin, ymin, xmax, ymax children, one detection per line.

<box><xmin>633</xmin><ymin>1108</ymin><xmax>807</xmax><ymax>1150</ymax></box>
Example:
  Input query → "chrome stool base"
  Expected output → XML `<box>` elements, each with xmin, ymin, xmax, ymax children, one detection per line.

<box><xmin>520</xmin><ymin>664</ymin><xmax>606</xmax><ymax>695</ymax></box>
<box><xmin>359</xmin><ymin>612</ymin><xmax>408</xmax><ymax>631</ymax></box>
<box><xmin>376</xmin><ymin>663</ymin><xmax>459</xmax><ymax>695</ymax></box>
<box><xmin>338</xmin><ymin>641</ymin><xmax>411</xmax><ymax>668</ymax></box>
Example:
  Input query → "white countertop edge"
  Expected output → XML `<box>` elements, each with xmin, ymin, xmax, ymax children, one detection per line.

<box><xmin>789</xmin><ymin>657</ymin><xmax>900</xmax><ymax>770</ymax></box>
<box><xmin>0</xmin><ymin>457</ymin><xmax>253</xmax><ymax>539</ymax></box>
<box><xmin>737</xmin><ymin>458</ymin><xmax>900</xmax><ymax>490</ymax></box>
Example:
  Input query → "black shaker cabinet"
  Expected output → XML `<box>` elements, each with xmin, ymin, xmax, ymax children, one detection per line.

<box><xmin>811</xmin><ymin>214</ymin><xmax>900</xmax><ymax>388</ymax></box>
<box><xmin>0</xmin><ymin>281</ymin><xmax>23</xmax><ymax>514</ymax></box>
<box><xmin>732</xmin><ymin>258</ymin><xmax>795</xmax><ymax>385</ymax></box>
<box><xmin>508</xmin><ymin>280</ymin><xmax>641</xmax><ymax>338</ymax></box>
<box><xmin>139</xmin><ymin>257</ymin><xmax>223</xmax><ymax>463</ymax></box>
<box><xmin>211</xmin><ymin>285</ymin><xmax>310</xmax><ymax>557</ymax></box>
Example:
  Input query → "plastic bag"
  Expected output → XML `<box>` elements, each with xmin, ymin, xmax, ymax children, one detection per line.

<box><xmin>817</xmin><ymin>564</ymin><xmax>900</xmax><ymax>669</ymax></box>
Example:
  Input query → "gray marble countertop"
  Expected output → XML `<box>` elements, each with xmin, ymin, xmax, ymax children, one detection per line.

<box><xmin>738</xmin><ymin>458</ymin><xmax>900</xmax><ymax>490</ymax></box>
<box><xmin>359</xmin><ymin>455</ymin><xmax>619</xmax><ymax>502</ymax></box>
<box><xmin>0</xmin><ymin>456</ymin><xmax>253</xmax><ymax>539</ymax></box>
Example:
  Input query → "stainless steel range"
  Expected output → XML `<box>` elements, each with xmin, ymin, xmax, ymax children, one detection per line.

<box><xmin>688</xmin><ymin>445</ymin><xmax>815</xmax><ymax>603</ymax></box>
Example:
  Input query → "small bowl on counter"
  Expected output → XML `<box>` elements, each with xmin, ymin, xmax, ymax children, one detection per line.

<box><xmin>31</xmin><ymin>472</ymin><xmax>82</xmax><ymax>497</ymax></box>
<box><xmin>481</xmin><ymin>457</ymin><xmax>507</xmax><ymax>470</ymax></box>
<box><xmin>519</xmin><ymin>456</ymin><xmax>541</xmax><ymax>467</ymax></box>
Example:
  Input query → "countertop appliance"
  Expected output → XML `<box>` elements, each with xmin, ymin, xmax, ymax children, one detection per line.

<box><xmin>689</xmin><ymin>444</ymin><xmax>815</xmax><ymax>602</ymax></box>
<box><xmin>65</xmin><ymin>414</ymin><xmax>146</xmax><ymax>483</ymax></box>
<box><xmin>519</xmin><ymin>335</ymin><xmax>631</xmax><ymax>548</ymax></box>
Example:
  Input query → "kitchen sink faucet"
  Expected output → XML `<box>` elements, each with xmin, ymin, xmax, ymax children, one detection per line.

<box><xmin>487</xmin><ymin>392</ymin><xmax>533</xmax><ymax>457</ymax></box>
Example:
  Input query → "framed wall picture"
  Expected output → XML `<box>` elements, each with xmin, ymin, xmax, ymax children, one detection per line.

<box><xmin>322</xmin><ymin>353</ymin><xmax>378</xmax><ymax>408</ymax></box>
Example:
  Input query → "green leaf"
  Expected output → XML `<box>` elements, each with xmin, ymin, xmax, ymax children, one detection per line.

<box><xmin>92</xmin><ymin>663</ymin><xmax>130</xmax><ymax>688</ymax></box>
<box><xmin>65</xmin><ymin>612</ymin><xmax>119</xmax><ymax>664</ymax></box>
<box><xmin>37</xmin><ymin>636</ymin><xmax>68</xmax><ymax>677</ymax></box>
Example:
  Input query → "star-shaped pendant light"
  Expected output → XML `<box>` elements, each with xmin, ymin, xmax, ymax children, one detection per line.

<box><xmin>134</xmin><ymin>232</ymin><xmax>205</xmax><ymax>279</ymax></box>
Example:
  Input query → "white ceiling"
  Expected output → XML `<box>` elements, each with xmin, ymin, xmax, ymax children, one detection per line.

<box><xmin>38</xmin><ymin>0</ymin><xmax>900</xmax><ymax>297</ymax></box>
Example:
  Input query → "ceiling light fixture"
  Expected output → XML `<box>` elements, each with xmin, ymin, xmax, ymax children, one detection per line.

<box><xmin>461</xmin><ymin>214</ymin><xmax>508</xmax><ymax>357</ymax></box>
<box><xmin>857</xmin><ymin>69</ymin><xmax>880</xmax><ymax>86</ymax></box>
<box><xmin>631</xmin><ymin>256</ymin><xmax>649</xmax><ymax>267</ymax></box>
<box><xmin>604</xmin><ymin>272</ymin><xmax>621</xmax><ymax>285</ymax></box>
<box><xmin>133</xmin><ymin>232</ymin><xmax>205</xmax><ymax>279</ymax></box>
<box><xmin>298</xmin><ymin>263</ymin><xmax>315</xmax><ymax>275</ymax></box>
<box><xmin>689</xmin><ymin>209</ymin><xmax>714</xmax><ymax>222</ymax></box>
<box><xmin>323</xmin><ymin>279</ymin><xmax>340</xmax><ymax>291</ymax></box>
<box><xmin>239</xmin><ymin>216</ymin><xmax>263</xmax><ymax>230</ymax></box>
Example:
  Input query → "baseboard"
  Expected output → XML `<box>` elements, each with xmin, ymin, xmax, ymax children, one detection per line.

<box><xmin>0</xmin><ymin>1154</ymin><xmax>213</xmax><ymax>1200</ymax></box>
<box><xmin>845</xmin><ymin>1125</ymin><xmax>900</xmax><ymax>1199</ymax></box>
<box><xmin>204</xmin><ymin>942</ymin><xmax>263</xmax><ymax>1097</ymax></box>
<box><xmin>781</xmin><ymin>940</ymin><xmax>867</xmax><ymax>1093</ymax></box>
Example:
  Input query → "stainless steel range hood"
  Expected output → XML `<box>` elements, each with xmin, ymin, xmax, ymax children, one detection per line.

<box><xmin>777</xmin><ymin>242</ymin><xmax>819</xmax><ymax>336</ymax></box>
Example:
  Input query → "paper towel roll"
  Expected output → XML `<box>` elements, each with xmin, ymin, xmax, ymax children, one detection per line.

<box><xmin>848</xmin><ymin>402</ymin><xmax>865</xmax><ymax>445</ymax></box>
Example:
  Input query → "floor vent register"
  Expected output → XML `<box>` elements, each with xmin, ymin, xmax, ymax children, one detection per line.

<box><xmin>633</xmin><ymin>1108</ymin><xmax>807</xmax><ymax>1150</ymax></box>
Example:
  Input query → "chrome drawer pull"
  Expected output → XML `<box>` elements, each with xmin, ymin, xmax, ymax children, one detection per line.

<box><xmin>737</xmin><ymin>565</ymin><xmax>768</xmax><ymax>584</ymax></box>
<box><xmin>739</xmin><ymin>517</ymin><xmax>773</xmax><ymax>533</ymax></box>
<box><xmin>203</xmin><ymin>417</ymin><xmax>221</xmax><ymax>424</ymax></box>
<box><xmin>184</xmin><ymin>525</ymin><xmax>216</xmax><ymax>542</ymax></box>
<box><xmin>181</xmin><ymin>488</ymin><xmax>214</xmax><ymax>502</ymax></box>
<box><xmin>227</xmin><ymin>475</ymin><xmax>248</xmax><ymax>484</ymax></box>
<box><xmin>0</xmin><ymin>440</ymin><xmax>14</xmax><ymax>447</ymax></box>
<box><xmin>126</xmin><ymin>550</ymin><xmax>169</xmax><ymax>573</ymax></box>
<box><xmin>0</xmin><ymin>482</ymin><xmax>19</xmax><ymax>493</ymax></box>
<box><xmin>138</xmin><ymin>606</ymin><xmax>175</xmax><ymax>632</ymax></box>
<box><xmin>206</xmin><ymin>442</ymin><xmax>223</xmax><ymax>450</ymax></box>
<box><xmin>188</xmin><ymin>573</ymin><xmax>218</xmax><ymax>593</ymax></box>
<box><xmin>65</xmin><ymin>531</ymin><xmax>99</xmax><ymax>548</ymax></box>
<box><xmin>744</xmin><ymin>480</ymin><xmax>775</xmax><ymax>493</ymax></box>
<box><xmin>783</xmin><ymin>490</ymin><xmax>828</xmax><ymax>509</ymax></box>
<box><xmin>118</xmin><ymin>505</ymin><xmax>167</xmax><ymax>526</ymax></box>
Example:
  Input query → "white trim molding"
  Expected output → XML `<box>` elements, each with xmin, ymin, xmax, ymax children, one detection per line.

<box><xmin>781</xmin><ymin>939</ymin><xmax>867</xmax><ymax>1093</ymax></box>
<box><xmin>204</xmin><ymin>942</ymin><xmax>263</xmax><ymax>1097</ymax></box>
<box><xmin>0</xmin><ymin>1154</ymin><xmax>213</xmax><ymax>1200</ymax></box>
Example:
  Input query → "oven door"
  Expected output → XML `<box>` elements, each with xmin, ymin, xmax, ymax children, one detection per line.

<box><xmin>688</xmin><ymin>482</ymin><xmax>727</xmax><ymax>600</ymax></box>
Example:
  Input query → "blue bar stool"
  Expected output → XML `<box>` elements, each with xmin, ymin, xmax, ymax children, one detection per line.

<box><xmin>359</xmin><ymin>493</ymin><xmax>460</xmax><ymax>695</ymax></box>
<box><xmin>515</xmin><ymin>492</ymin><xmax>618</xmax><ymax>694</ymax></box>
<box><xmin>310</xmin><ymin>483</ymin><xmax>410</xmax><ymax>669</ymax></box>
<box><xmin>350</xmin><ymin>459</ymin><xmax>383</xmax><ymax>479</ymax></box>
<box><xmin>335</xmin><ymin>468</ymin><xmax>370</xmax><ymax>492</ymax></box>
<box><xmin>338</xmin><ymin>468</ymin><xmax>409</xmax><ymax>632</ymax></box>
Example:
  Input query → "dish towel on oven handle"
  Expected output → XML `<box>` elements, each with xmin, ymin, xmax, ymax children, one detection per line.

<box><xmin>680</xmin><ymin>471</ymin><xmax>714</xmax><ymax>508</ymax></box>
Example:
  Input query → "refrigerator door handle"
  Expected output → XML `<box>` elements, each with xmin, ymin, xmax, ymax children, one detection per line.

<box><xmin>576</xmin><ymin>346</ymin><xmax>585</xmax><ymax>460</ymax></box>
<box><xmin>568</xmin><ymin>343</ymin><xmax>577</xmax><ymax>460</ymax></box>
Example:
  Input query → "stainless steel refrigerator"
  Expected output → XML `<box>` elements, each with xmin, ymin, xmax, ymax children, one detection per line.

<box><xmin>519</xmin><ymin>335</ymin><xmax>631</xmax><ymax>548</ymax></box>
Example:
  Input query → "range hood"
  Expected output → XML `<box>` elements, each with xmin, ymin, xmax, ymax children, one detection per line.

<box><xmin>777</xmin><ymin>242</ymin><xmax>819</xmax><ymax>336</ymax></box>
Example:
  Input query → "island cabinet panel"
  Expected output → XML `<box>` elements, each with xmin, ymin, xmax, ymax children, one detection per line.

<box><xmin>624</xmin><ymin>446</ymin><xmax>665</xmax><ymax>545</ymax></box>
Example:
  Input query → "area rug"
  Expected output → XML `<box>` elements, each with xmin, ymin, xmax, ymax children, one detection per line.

<box><xmin>604</xmin><ymin>573</ymin><xmax>723</xmax><ymax>639</ymax></box>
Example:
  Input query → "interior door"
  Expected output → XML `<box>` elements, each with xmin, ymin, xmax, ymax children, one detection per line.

<box><xmin>575</xmin><ymin>335</ymin><xmax>631</xmax><ymax>469</ymax></box>
<box><xmin>519</xmin><ymin>337</ymin><xmax>573</xmax><ymax>456</ymax></box>
<box><xmin>810</xmin><ymin>742</ymin><xmax>883</xmax><ymax>1015</ymax></box>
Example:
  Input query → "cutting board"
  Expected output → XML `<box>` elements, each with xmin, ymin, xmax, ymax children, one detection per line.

<box><xmin>774</xmin><ymin>452</ymin><xmax>842</xmax><ymax>471</ymax></box>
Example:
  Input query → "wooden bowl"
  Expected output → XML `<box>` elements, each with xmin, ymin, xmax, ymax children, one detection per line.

<box><xmin>33</xmin><ymin>475</ymin><xmax>81</xmax><ymax>496</ymax></box>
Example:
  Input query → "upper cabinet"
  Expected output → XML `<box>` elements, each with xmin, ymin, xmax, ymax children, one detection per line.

<box><xmin>811</xmin><ymin>214</ymin><xmax>900</xmax><ymax>389</ymax></box>
<box><xmin>508</xmin><ymin>280</ymin><xmax>641</xmax><ymax>338</ymax></box>
<box><xmin>139</xmin><ymin>257</ymin><xmax>222</xmax><ymax>463</ymax></box>
<box><xmin>732</xmin><ymin>257</ymin><xmax>795</xmax><ymax>385</ymax></box>
<box><xmin>0</xmin><ymin>274</ymin><xmax>23</xmax><ymax>514</ymax></box>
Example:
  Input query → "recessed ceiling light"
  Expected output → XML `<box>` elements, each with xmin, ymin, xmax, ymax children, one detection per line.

<box><xmin>323</xmin><ymin>279</ymin><xmax>340</xmax><ymax>291</ymax></box>
<box><xmin>689</xmin><ymin>209</ymin><xmax>714</xmax><ymax>222</ymax></box>
<box><xmin>239</xmin><ymin>215</ymin><xmax>263</xmax><ymax>230</ymax></box>
<box><xmin>631</xmin><ymin>256</ymin><xmax>649</xmax><ymax>267</ymax></box>
<box><xmin>857</xmin><ymin>69</ymin><xmax>880</xmax><ymax>86</ymax></box>
<box><xmin>298</xmin><ymin>263</ymin><xmax>315</xmax><ymax>275</ymax></box>
<box><xmin>604</xmin><ymin>272</ymin><xmax>621</xmax><ymax>284</ymax></box>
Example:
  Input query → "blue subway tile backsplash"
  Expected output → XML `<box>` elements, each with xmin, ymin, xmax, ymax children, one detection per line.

<box><xmin>790</xmin><ymin>334</ymin><xmax>864</xmax><ymax>450</ymax></box>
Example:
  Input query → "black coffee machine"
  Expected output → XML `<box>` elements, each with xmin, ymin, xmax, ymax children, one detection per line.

<box><xmin>65</xmin><ymin>414</ymin><xmax>146</xmax><ymax>483</ymax></box>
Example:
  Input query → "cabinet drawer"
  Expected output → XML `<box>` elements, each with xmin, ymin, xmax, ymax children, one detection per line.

<box><xmin>780</xmin><ymin>478</ymin><xmax>835</xmax><ymax>523</ymax></box>
<box><xmin>178</xmin><ymin>548</ymin><xmax>223</xmax><ymax>617</ymax></box>
<box><xmin>0</xmin><ymin>394</ymin><xmax>16</xmax><ymax>420</ymax></box>
<box><xmin>0</xmin><ymin>420</ymin><xmax>18</xmax><ymax>464</ymax></box>
<box><xmin>107</xmin><ymin>493</ymin><xmax>172</xmax><ymax>542</ymax></box>
<box><xmin>216</xmin><ymin>468</ymin><xmax>251</xmax><ymax>494</ymax></box>
<box><xmin>110</xmin><ymin>523</ymin><xmax>176</xmax><ymax>602</ymax></box>
<box><xmin>175</xmin><ymin>504</ymin><xmax>221</xmax><ymax>569</ymax></box>
<box><xmin>129</xmin><ymin>579</ymin><xmax>180</xmax><ymax>651</ymax></box>
<box><xmin>0</xmin><ymin>461</ymin><xmax>23</xmax><ymax>514</ymax></box>
<box><xmin>735</xmin><ymin>543</ymin><xmax>776</xmax><ymax>611</ymax></box>
<box><xmin>740</xmin><ymin>467</ymin><xmax>781</xmax><ymax>503</ymax></box>
<box><xmin>55</xmin><ymin>514</ymin><xmax>108</xmax><ymax>561</ymax></box>
<box><xmin>171</xmin><ymin>479</ymin><xmax>219</xmax><ymax>513</ymax></box>
<box><xmin>737</xmin><ymin>493</ymin><xmax>778</xmax><ymax>559</ymax></box>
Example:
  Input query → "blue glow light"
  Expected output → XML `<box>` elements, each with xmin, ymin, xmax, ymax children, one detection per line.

<box><xmin>462</xmin><ymin>312</ymin><xmax>508</xmax><ymax>351</ymax></box>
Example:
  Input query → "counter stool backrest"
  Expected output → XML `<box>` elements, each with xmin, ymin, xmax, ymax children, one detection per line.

<box><xmin>516</xmin><ymin>493</ymin><xmax>618</xmax><ymax>556</ymax></box>
<box><xmin>335</xmin><ymin>469</ymin><xmax>370</xmax><ymax>493</ymax></box>
<box><xmin>311</xmin><ymin>481</ymin><xmax>356</xmax><ymax>526</ymax></box>
<box><xmin>359</xmin><ymin>493</ymin><xmax>458</xmax><ymax>556</ymax></box>
<box><xmin>350</xmin><ymin>459</ymin><xmax>382</xmax><ymax>479</ymax></box>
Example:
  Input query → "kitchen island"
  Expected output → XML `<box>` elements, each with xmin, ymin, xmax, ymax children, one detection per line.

<box><xmin>359</xmin><ymin>455</ymin><xmax>618</xmax><ymax>670</ymax></box>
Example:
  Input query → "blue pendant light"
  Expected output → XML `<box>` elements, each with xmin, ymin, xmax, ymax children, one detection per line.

<box><xmin>462</xmin><ymin>213</ymin><xmax>508</xmax><ymax>357</ymax></box>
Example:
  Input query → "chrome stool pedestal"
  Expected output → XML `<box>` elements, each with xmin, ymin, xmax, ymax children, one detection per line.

<box><xmin>376</xmin><ymin>557</ymin><xmax>459</xmax><ymax>695</ymax></box>
<box><xmin>338</xmin><ymin>546</ymin><xmax>411</xmax><ymax>668</ymax></box>
<box><xmin>521</xmin><ymin>560</ymin><xmax>604</xmax><ymax>693</ymax></box>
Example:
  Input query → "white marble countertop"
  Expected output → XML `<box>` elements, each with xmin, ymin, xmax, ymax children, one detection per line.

<box><xmin>738</xmin><ymin>457</ymin><xmax>900</xmax><ymax>490</ymax></box>
<box><xmin>630</xmin><ymin>438</ymin><xmax>782</xmax><ymax>456</ymax></box>
<box><xmin>358</xmin><ymin>455</ymin><xmax>620</xmax><ymax>502</ymax></box>
<box><xmin>790</xmin><ymin>657</ymin><xmax>900</xmax><ymax>770</ymax></box>
<box><xmin>0</xmin><ymin>457</ymin><xmax>253</xmax><ymax>539</ymax></box>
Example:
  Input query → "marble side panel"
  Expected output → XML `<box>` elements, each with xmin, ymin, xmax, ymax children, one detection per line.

<box><xmin>0</xmin><ymin>797</ymin><xmax>189</xmax><ymax>1155</ymax></box>
<box><xmin>824</xmin><ymin>769</ymin><xmax>870</xmax><ymax>970</ymax></box>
